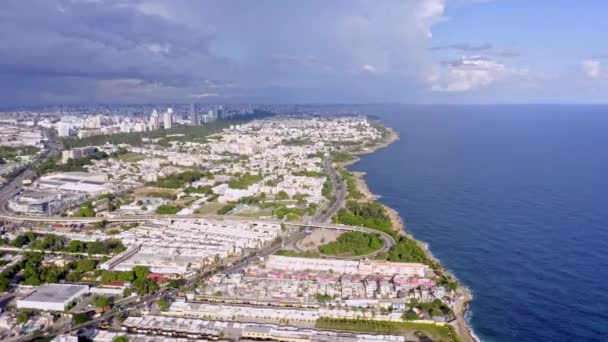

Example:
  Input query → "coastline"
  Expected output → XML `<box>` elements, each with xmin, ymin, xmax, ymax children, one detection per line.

<box><xmin>345</xmin><ymin>125</ymin><xmax>478</xmax><ymax>342</ymax></box>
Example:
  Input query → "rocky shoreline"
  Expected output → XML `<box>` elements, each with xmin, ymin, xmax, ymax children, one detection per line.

<box><xmin>343</xmin><ymin>124</ymin><xmax>478</xmax><ymax>342</ymax></box>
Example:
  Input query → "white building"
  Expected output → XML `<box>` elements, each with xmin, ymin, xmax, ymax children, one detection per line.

<box><xmin>61</xmin><ymin>147</ymin><xmax>96</xmax><ymax>163</ymax></box>
<box><xmin>17</xmin><ymin>284</ymin><xmax>89</xmax><ymax>311</ymax></box>
<box><xmin>266</xmin><ymin>256</ymin><xmax>428</xmax><ymax>277</ymax></box>
<box><xmin>163</xmin><ymin>108</ymin><xmax>173</xmax><ymax>129</ymax></box>
<box><xmin>57</xmin><ymin>122</ymin><xmax>71</xmax><ymax>137</ymax></box>
<box><xmin>100</xmin><ymin>219</ymin><xmax>282</xmax><ymax>275</ymax></box>
<box><xmin>149</xmin><ymin>109</ymin><xmax>159</xmax><ymax>130</ymax></box>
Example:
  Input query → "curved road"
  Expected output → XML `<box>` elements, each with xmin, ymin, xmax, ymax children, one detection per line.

<box><xmin>0</xmin><ymin>211</ymin><xmax>395</xmax><ymax>256</ymax></box>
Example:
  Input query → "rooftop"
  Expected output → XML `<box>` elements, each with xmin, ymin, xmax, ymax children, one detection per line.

<box><xmin>20</xmin><ymin>284</ymin><xmax>88</xmax><ymax>303</ymax></box>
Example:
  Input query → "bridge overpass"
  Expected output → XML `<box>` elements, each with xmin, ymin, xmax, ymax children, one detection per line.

<box><xmin>0</xmin><ymin>212</ymin><xmax>396</xmax><ymax>255</ymax></box>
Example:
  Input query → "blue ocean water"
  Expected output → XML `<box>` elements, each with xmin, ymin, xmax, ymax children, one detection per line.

<box><xmin>350</xmin><ymin>105</ymin><xmax>608</xmax><ymax>342</ymax></box>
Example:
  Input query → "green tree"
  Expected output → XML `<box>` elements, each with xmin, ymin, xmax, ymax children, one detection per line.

<box><xmin>16</xmin><ymin>311</ymin><xmax>31</xmax><ymax>324</ymax></box>
<box><xmin>93</xmin><ymin>296</ymin><xmax>111</xmax><ymax>308</ymax></box>
<box><xmin>116</xmin><ymin>271</ymin><xmax>135</xmax><ymax>282</ymax></box>
<box><xmin>217</xmin><ymin>203</ymin><xmax>236</xmax><ymax>215</ymax></box>
<box><xmin>155</xmin><ymin>204</ymin><xmax>182</xmax><ymax>215</ymax></box>
<box><xmin>72</xmin><ymin>313</ymin><xmax>90</xmax><ymax>324</ymax></box>
<box><xmin>276</xmin><ymin>191</ymin><xmax>289</xmax><ymax>200</ymax></box>
<box><xmin>132</xmin><ymin>278</ymin><xmax>157</xmax><ymax>296</ymax></box>
<box><xmin>403</xmin><ymin>311</ymin><xmax>419</xmax><ymax>321</ymax></box>
<box><xmin>65</xmin><ymin>271</ymin><xmax>82</xmax><ymax>282</ymax></box>
<box><xmin>0</xmin><ymin>275</ymin><xmax>11</xmax><ymax>292</ymax></box>
<box><xmin>167</xmin><ymin>279</ymin><xmax>185</xmax><ymax>289</ymax></box>
<box><xmin>156</xmin><ymin>299</ymin><xmax>170</xmax><ymax>311</ymax></box>
<box><xmin>318</xmin><ymin>232</ymin><xmax>383</xmax><ymax>256</ymax></box>
<box><xmin>133</xmin><ymin>266</ymin><xmax>149</xmax><ymax>280</ymax></box>
<box><xmin>67</xmin><ymin>240</ymin><xmax>84</xmax><ymax>253</ymax></box>
<box><xmin>76</xmin><ymin>259</ymin><xmax>97</xmax><ymax>273</ymax></box>
<box><xmin>10</xmin><ymin>234</ymin><xmax>31</xmax><ymax>247</ymax></box>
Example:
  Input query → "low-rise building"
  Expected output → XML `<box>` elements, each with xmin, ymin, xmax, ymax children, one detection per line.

<box><xmin>17</xmin><ymin>284</ymin><xmax>89</xmax><ymax>312</ymax></box>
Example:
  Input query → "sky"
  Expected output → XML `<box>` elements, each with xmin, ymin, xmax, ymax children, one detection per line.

<box><xmin>1</xmin><ymin>0</ymin><xmax>607</xmax><ymax>105</ymax></box>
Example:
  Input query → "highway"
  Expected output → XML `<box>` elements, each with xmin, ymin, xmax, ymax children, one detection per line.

<box><xmin>0</xmin><ymin>129</ymin><xmax>62</xmax><ymax>215</ymax></box>
<box><xmin>312</xmin><ymin>157</ymin><xmax>346</xmax><ymax>223</ymax></box>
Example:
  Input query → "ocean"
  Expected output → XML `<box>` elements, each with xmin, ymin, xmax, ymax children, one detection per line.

<box><xmin>350</xmin><ymin>105</ymin><xmax>608</xmax><ymax>342</ymax></box>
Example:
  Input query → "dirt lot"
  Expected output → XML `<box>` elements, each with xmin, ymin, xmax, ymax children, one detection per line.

<box><xmin>296</xmin><ymin>228</ymin><xmax>342</xmax><ymax>251</ymax></box>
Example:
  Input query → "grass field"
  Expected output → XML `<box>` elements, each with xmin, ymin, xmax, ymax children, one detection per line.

<box><xmin>318</xmin><ymin>231</ymin><xmax>383</xmax><ymax>257</ymax></box>
<box><xmin>116</xmin><ymin>152</ymin><xmax>146</xmax><ymax>162</ymax></box>
<box><xmin>232</xmin><ymin>209</ymin><xmax>274</xmax><ymax>218</ymax></box>
<box><xmin>134</xmin><ymin>187</ymin><xmax>180</xmax><ymax>195</ymax></box>
<box><xmin>194</xmin><ymin>202</ymin><xmax>226</xmax><ymax>215</ymax></box>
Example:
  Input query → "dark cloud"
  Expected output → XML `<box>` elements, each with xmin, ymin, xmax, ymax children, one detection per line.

<box><xmin>0</xmin><ymin>0</ymin><xmax>446</xmax><ymax>105</ymax></box>
<box><xmin>0</xmin><ymin>0</ymin><xmax>231</xmax><ymax>85</ymax></box>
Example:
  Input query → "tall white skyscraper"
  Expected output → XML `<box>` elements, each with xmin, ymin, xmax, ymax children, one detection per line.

<box><xmin>190</xmin><ymin>103</ymin><xmax>198</xmax><ymax>125</ymax></box>
<box><xmin>163</xmin><ymin>108</ymin><xmax>173</xmax><ymax>129</ymax></box>
<box><xmin>149</xmin><ymin>109</ymin><xmax>159</xmax><ymax>130</ymax></box>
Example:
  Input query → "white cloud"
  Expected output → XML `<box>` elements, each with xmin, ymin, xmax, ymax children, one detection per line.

<box><xmin>189</xmin><ymin>92</ymin><xmax>220</xmax><ymax>98</ymax></box>
<box><xmin>431</xmin><ymin>56</ymin><xmax>526</xmax><ymax>92</ymax></box>
<box><xmin>134</xmin><ymin>1</ymin><xmax>174</xmax><ymax>20</ymax></box>
<box><xmin>416</xmin><ymin>0</ymin><xmax>446</xmax><ymax>37</ymax></box>
<box><xmin>142</xmin><ymin>43</ymin><xmax>171</xmax><ymax>55</ymax></box>
<box><xmin>361</xmin><ymin>64</ymin><xmax>378</xmax><ymax>73</ymax></box>
<box><xmin>582</xmin><ymin>59</ymin><xmax>601</xmax><ymax>79</ymax></box>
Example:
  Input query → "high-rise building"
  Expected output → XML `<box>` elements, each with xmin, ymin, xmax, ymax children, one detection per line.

<box><xmin>163</xmin><ymin>108</ymin><xmax>173</xmax><ymax>129</ymax></box>
<box><xmin>217</xmin><ymin>105</ymin><xmax>224</xmax><ymax>120</ymax></box>
<box><xmin>190</xmin><ymin>103</ymin><xmax>198</xmax><ymax>125</ymax></box>
<box><xmin>149</xmin><ymin>109</ymin><xmax>159</xmax><ymax>130</ymax></box>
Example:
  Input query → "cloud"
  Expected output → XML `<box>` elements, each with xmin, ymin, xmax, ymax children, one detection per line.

<box><xmin>430</xmin><ymin>43</ymin><xmax>492</xmax><ymax>52</ymax></box>
<box><xmin>361</xmin><ymin>64</ymin><xmax>379</xmax><ymax>74</ymax></box>
<box><xmin>0</xmin><ymin>0</ymin><xmax>447</xmax><ymax>104</ymax></box>
<box><xmin>431</xmin><ymin>56</ymin><xmax>527</xmax><ymax>92</ymax></box>
<box><xmin>582</xmin><ymin>59</ymin><xmax>602</xmax><ymax>79</ymax></box>
<box><xmin>415</xmin><ymin>0</ymin><xmax>446</xmax><ymax>37</ymax></box>
<box><xmin>189</xmin><ymin>93</ymin><xmax>220</xmax><ymax>98</ymax></box>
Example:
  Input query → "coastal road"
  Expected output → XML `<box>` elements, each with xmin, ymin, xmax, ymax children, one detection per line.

<box><xmin>312</xmin><ymin>157</ymin><xmax>346</xmax><ymax>223</ymax></box>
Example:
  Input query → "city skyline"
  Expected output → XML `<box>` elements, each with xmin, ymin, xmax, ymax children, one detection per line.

<box><xmin>1</xmin><ymin>0</ymin><xmax>607</xmax><ymax>106</ymax></box>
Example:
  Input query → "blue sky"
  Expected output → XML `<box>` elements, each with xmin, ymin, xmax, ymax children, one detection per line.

<box><xmin>0</xmin><ymin>0</ymin><xmax>606</xmax><ymax>105</ymax></box>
